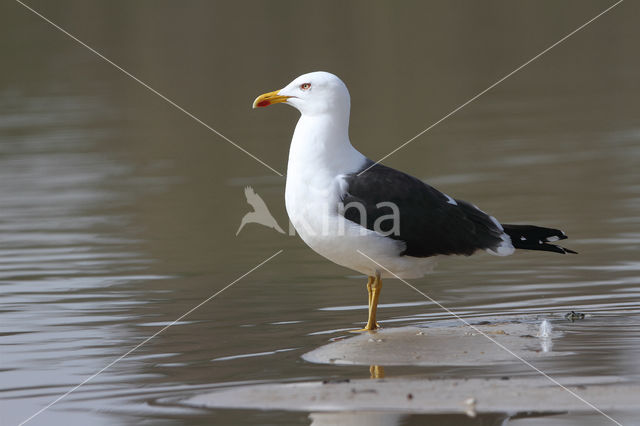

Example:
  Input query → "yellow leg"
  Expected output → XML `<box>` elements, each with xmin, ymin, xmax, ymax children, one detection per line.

<box><xmin>367</xmin><ymin>276</ymin><xmax>380</xmax><ymax>329</ymax></box>
<box><xmin>351</xmin><ymin>274</ymin><xmax>382</xmax><ymax>332</ymax></box>
<box><xmin>364</xmin><ymin>273</ymin><xmax>382</xmax><ymax>330</ymax></box>
<box><xmin>366</xmin><ymin>276</ymin><xmax>374</xmax><ymax>311</ymax></box>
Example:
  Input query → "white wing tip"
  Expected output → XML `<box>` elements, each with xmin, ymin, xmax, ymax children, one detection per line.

<box><xmin>486</xmin><ymin>245</ymin><xmax>515</xmax><ymax>256</ymax></box>
<box><xmin>486</xmin><ymin>232</ymin><xmax>515</xmax><ymax>256</ymax></box>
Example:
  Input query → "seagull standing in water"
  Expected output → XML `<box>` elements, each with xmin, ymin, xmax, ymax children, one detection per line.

<box><xmin>253</xmin><ymin>71</ymin><xmax>575</xmax><ymax>331</ymax></box>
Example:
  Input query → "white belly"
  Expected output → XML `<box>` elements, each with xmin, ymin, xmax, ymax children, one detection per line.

<box><xmin>285</xmin><ymin>174</ymin><xmax>436</xmax><ymax>279</ymax></box>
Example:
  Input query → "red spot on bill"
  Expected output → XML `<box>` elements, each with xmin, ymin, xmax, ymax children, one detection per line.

<box><xmin>257</xmin><ymin>100</ymin><xmax>271</xmax><ymax>107</ymax></box>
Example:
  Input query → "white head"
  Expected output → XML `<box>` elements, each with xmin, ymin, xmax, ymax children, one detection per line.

<box><xmin>253</xmin><ymin>71</ymin><xmax>350</xmax><ymax>117</ymax></box>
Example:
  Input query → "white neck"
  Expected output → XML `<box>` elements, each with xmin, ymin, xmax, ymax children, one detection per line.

<box><xmin>286</xmin><ymin>113</ymin><xmax>366</xmax><ymax>180</ymax></box>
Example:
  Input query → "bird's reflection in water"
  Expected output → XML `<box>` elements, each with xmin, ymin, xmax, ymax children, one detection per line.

<box><xmin>369</xmin><ymin>365</ymin><xmax>385</xmax><ymax>379</ymax></box>
<box><xmin>308</xmin><ymin>412</ymin><xmax>513</xmax><ymax>426</ymax></box>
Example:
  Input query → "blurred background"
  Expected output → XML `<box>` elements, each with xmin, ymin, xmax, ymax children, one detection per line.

<box><xmin>1</xmin><ymin>1</ymin><xmax>639</xmax><ymax>425</ymax></box>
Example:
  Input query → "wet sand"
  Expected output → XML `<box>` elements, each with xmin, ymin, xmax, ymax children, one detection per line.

<box><xmin>302</xmin><ymin>321</ymin><xmax>561</xmax><ymax>366</ymax></box>
<box><xmin>186</xmin><ymin>321</ymin><xmax>637</xmax><ymax>418</ymax></box>
<box><xmin>185</xmin><ymin>375</ymin><xmax>638</xmax><ymax>415</ymax></box>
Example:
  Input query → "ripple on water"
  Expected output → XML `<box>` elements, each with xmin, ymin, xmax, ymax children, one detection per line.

<box><xmin>0</xmin><ymin>95</ymin><xmax>173</xmax><ymax>424</ymax></box>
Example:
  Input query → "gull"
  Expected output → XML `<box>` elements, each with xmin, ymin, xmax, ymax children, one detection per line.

<box><xmin>253</xmin><ymin>71</ymin><xmax>575</xmax><ymax>331</ymax></box>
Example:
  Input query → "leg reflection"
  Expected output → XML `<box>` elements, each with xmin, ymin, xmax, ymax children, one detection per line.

<box><xmin>369</xmin><ymin>365</ymin><xmax>385</xmax><ymax>379</ymax></box>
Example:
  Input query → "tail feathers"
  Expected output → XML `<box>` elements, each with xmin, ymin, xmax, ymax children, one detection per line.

<box><xmin>503</xmin><ymin>224</ymin><xmax>577</xmax><ymax>254</ymax></box>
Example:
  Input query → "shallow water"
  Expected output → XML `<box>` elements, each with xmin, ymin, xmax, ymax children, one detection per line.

<box><xmin>1</xmin><ymin>1</ymin><xmax>640</xmax><ymax>425</ymax></box>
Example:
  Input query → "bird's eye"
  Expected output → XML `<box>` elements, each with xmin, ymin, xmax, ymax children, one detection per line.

<box><xmin>300</xmin><ymin>83</ymin><xmax>311</xmax><ymax>90</ymax></box>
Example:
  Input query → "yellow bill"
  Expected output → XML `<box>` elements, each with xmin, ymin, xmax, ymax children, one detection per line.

<box><xmin>252</xmin><ymin>89</ymin><xmax>290</xmax><ymax>109</ymax></box>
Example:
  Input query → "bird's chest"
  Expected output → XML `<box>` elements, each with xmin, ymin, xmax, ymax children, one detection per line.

<box><xmin>285</xmin><ymin>171</ymin><xmax>343</xmax><ymax>239</ymax></box>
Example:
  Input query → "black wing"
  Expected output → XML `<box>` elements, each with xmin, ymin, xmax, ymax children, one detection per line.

<box><xmin>341</xmin><ymin>162</ymin><xmax>505</xmax><ymax>257</ymax></box>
